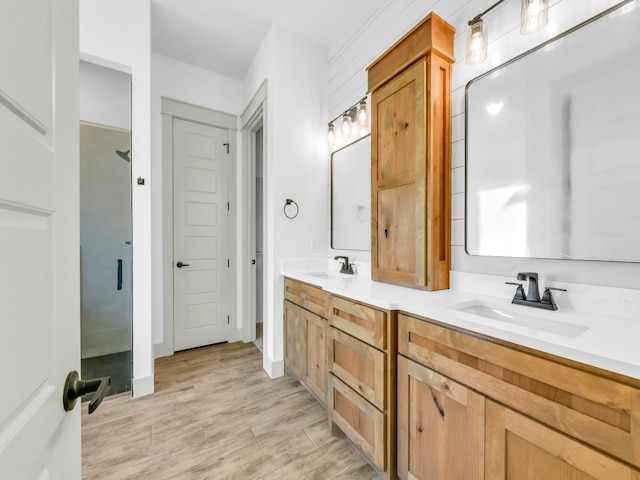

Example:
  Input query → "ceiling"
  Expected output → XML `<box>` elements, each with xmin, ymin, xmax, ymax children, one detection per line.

<box><xmin>151</xmin><ymin>0</ymin><xmax>386</xmax><ymax>80</ymax></box>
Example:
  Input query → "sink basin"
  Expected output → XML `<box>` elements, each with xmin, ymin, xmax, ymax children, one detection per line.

<box><xmin>450</xmin><ymin>301</ymin><xmax>590</xmax><ymax>338</ymax></box>
<box><xmin>306</xmin><ymin>272</ymin><xmax>346</xmax><ymax>280</ymax></box>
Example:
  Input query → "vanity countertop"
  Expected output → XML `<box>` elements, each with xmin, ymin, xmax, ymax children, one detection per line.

<box><xmin>282</xmin><ymin>268</ymin><xmax>640</xmax><ymax>381</ymax></box>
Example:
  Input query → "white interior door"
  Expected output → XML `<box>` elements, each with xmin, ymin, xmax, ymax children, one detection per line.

<box><xmin>173</xmin><ymin>118</ymin><xmax>230</xmax><ymax>351</ymax></box>
<box><xmin>0</xmin><ymin>0</ymin><xmax>81</xmax><ymax>478</ymax></box>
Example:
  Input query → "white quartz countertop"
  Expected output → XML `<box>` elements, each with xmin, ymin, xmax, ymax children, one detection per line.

<box><xmin>282</xmin><ymin>266</ymin><xmax>640</xmax><ymax>381</ymax></box>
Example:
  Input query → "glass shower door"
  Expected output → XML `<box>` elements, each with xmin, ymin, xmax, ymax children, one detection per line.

<box><xmin>79</xmin><ymin>122</ymin><xmax>132</xmax><ymax>396</ymax></box>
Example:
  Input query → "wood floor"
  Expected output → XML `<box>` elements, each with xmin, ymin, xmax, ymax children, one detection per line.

<box><xmin>82</xmin><ymin>341</ymin><xmax>381</xmax><ymax>479</ymax></box>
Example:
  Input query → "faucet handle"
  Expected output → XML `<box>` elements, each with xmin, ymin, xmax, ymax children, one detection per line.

<box><xmin>505</xmin><ymin>282</ymin><xmax>526</xmax><ymax>301</ymax></box>
<box><xmin>541</xmin><ymin>287</ymin><xmax>566</xmax><ymax>310</ymax></box>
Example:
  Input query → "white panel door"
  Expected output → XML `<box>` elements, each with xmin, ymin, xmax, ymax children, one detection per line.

<box><xmin>173</xmin><ymin>119</ymin><xmax>230</xmax><ymax>351</ymax></box>
<box><xmin>0</xmin><ymin>0</ymin><xmax>81</xmax><ymax>478</ymax></box>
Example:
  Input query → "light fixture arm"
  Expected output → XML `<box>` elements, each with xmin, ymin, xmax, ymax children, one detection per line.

<box><xmin>327</xmin><ymin>96</ymin><xmax>368</xmax><ymax>127</ymax></box>
<box><xmin>469</xmin><ymin>0</ymin><xmax>506</xmax><ymax>25</ymax></box>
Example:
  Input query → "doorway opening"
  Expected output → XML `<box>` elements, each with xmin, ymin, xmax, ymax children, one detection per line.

<box><xmin>79</xmin><ymin>61</ymin><xmax>133</xmax><ymax>396</ymax></box>
<box><xmin>254</xmin><ymin>125</ymin><xmax>264</xmax><ymax>351</ymax></box>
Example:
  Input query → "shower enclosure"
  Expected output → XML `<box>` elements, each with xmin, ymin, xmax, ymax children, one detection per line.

<box><xmin>80</xmin><ymin>122</ymin><xmax>132</xmax><ymax>395</ymax></box>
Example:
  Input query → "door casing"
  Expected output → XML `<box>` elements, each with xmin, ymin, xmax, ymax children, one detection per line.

<box><xmin>158</xmin><ymin>98</ymin><xmax>238</xmax><ymax>357</ymax></box>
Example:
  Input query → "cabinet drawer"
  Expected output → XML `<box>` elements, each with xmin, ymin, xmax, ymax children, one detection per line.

<box><xmin>329</xmin><ymin>374</ymin><xmax>386</xmax><ymax>471</ymax></box>
<box><xmin>331</xmin><ymin>295</ymin><xmax>387</xmax><ymax>350</ymax></box>
<box><xmin>399</xmin><ymin>313</ymin><xmax>640</xmax><ymax>469</ymax></box>
<box><xmin>329</xmin><ymin>327</ymin><xmax>386</xmax><ymax>410</ymax></box>
<box><xmin>284</xmin><ymin>278</ymin><xmax>329</xmax><ymax>318</ymax></box>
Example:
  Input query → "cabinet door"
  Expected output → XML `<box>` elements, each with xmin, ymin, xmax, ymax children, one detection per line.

<box><xmin>305</xmin><ymin>309</ymin><xmax>327</xmax><ymax>404</ymax></box>
<box><xmin>397</xmin><ymin>356</ymin><xmax>485</xmax><ymax>480</ymax></box>
<box><xmin>372</xmin><ymin>60</ymin><xmax>425</xmax><ymax>288</ymax></box>
<box><xmin>486</xmin><ymin>400</ymin><xmax>640</xmax><ymax>480</ymax></box>
<box><xmin>284</xmin><ymin>300</ymin><xmax>306</xmax><ymax>379</ymax></box>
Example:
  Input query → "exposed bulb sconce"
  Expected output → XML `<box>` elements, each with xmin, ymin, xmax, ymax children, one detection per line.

<box><xmin>357</xmin><ymin>99</ymin><xmax>368</xmax><ymax>129</ymax></box>
<box><xmin>467</xmin><ymin>18</ymin><xmax>488</xmax><ymax>65</ymax></box>
<box><xmin>521</xmin><ymin>0</ymin><xmax>549</xmax><ymax>35</ymax></box>
<box><xmin>327</xmin><ymin>123</ymin><xmax>336</xmax><ymax>146</ymax></box>
<box><xmin>466</xmin><ymin>0</ymin><xmax>549</xmax><ymax>65</ymax></box>
<box><xmin>327</xmin><ymin>96</ymin><xmax>368</xmax><ymax>147</ymax></box>
<box><xmin>341</xmin><ymin>112</ymin><xmax>353</xmax><ymax>137</ymax></box>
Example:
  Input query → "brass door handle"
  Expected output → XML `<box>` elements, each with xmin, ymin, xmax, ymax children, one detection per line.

<box><xmin>63</xmin><ymin>371</ymin><xmax>110</xmax><ymax>414</ymax></box>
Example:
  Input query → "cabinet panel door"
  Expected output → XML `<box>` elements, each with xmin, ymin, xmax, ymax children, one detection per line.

<box><xmin>372</xmin><ymin>60</ymin><xmax>425</xmax><ymax>288</ymax></box>
<box><xmin>284</xmin><ymin>300</ymin><xmax>306</xmax><ymax>378</ymax></box>
<box><xmin>397</xmin><ymin>356</ymin><xmax>485</xmax><ymax>480</ymax></box>
<box><xmin>305</xmin><ymin>309</ymin><xmax>327</xmax><ymax>404</ymax></box>
<box><xmin>486</xmin><ymin>400</ymin><xmax>640</xmax><ymax>480</ymax></box>
<box><xmin>377</xmin><ymin>183</ymin><xmax>416</xmax><ymax>276</ymax></box>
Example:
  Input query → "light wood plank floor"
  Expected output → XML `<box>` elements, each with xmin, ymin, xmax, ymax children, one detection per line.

<box><xmin>82</xmin><ymin>341</ymin><xmax>381</xmax><ymax>480</ymax></box>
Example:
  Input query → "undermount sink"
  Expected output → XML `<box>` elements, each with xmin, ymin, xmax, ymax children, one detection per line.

<box><xmin>450</xmin><ymin>301</ymin><xmax>590</xmax><ymax>338</ymax></box>
<box><xmin>306</xmin><ymin>272</ymin><xmax>346</xmax><ymax>280</ymax></box>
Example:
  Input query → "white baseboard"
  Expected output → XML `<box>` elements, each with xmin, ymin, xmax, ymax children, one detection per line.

<box><xmin>153</xmin><ymin>341</ymin><xmax>173</xmax><ymax>359</ymax></box>
<box><xmin>228</xmin><ymin>327</ymin><xmax>243</xmax><ymax>343</ymax></box>
<box><xmin>132</xmin><ymin>374</ymin><xmax>154</xmax><ymax>398</ymax></box>
<box><xmin>263</xmin><ymin>356</ymin><xmax>284</xmax><ymax>379</ymax></box>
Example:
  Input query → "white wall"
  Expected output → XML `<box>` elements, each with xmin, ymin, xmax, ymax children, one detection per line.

<box><xmin>80</xmin><ymin>61</ymin><xmax>131</xmax><ymax>130</ymax></box>
<box><xmin>150</xmin><ymin>53</ymin><xmax>243</xmax><ymax>354</ymax></box>
<box><xmin>327</xmin><ymin>0</ymin><xmax>640</xmax><ymax>290</ymax></box>
<box><xmin>243</xmin><ymin>26</ymin><xmax>329</xmax><ymax>376</ymax></box>
<box><xmin>80</xmin><ymin>0</ymin><xmax>154</xmax><ymax>397</ymax></box>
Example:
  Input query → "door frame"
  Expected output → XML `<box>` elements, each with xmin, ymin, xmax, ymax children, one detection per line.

<box><xmin>158</xmin><ymin>98</ymin><xmax>238</xmax><ymax>357</ymax></box>
<box><xmin>241</xmin><ymin>81</ymin><xmax>268</xmax><ymax>344</ymax></box>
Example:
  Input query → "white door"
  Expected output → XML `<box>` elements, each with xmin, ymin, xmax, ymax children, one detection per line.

<box><xmin>0</xmin><ymin>0</ymin><xmax>82</xmax><ymax>478</ymax></box>
<box><xmin>173</xmin><ymin>118</ymin><xmax>230</xmax><ymax>351</ymax></box>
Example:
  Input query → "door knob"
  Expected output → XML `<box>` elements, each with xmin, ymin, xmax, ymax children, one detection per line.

<box><xmin>176</xmin><ymin>261</ymin><xmax>190</xmax><ymax>268</ymax></box>
<box><xmin>63</xmin><ymin>371</ymin><xmax>110</xmax><ymax>414</ymax></box>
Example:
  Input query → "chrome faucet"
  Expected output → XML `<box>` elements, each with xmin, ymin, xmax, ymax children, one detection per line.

<box><xmin>334</xmin><ymin>256</ymin><xmax>354</xmax><ymax>274</ymax></box>
<box><xmin>506</xmin><ymin>272</ymin><xmax>566</xmax><ymax>311</ymax></box>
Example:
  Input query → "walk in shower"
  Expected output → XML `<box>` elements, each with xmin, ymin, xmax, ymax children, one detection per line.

<box><xmin>79</xmin><ymin>122</ymin><xmax>132</xmax><ymax>396</ymax></box>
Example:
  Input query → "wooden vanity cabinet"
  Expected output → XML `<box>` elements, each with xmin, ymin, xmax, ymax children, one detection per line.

<box><xmin>367</xmin><ymin>13</ymin><xmax>454</xmax><ymax>291</ymax></box>
<box><xmin>398</xmin><ymin>313</ymin><xmax>640</xmax><ymax>480</ymax></box>
<box><xmin>328</xmin><ymin>295</ymin><xmax>397</xmax><ymax>478</ymax></box>
<box><xmin>284</xmin><ymin>278</ymin><xmax>329</xmax><ymax>405</ymax></box>
<box><xmin>397</xmin><ymin>355</ymin><xmax>484</xmax><ymax>480</ymax></box>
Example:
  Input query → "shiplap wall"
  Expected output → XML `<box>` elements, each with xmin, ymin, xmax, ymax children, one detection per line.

<box><xmin>328</xmin><ymin>0</ymin><xmax>640</xmax><ymax>289</ymax></box>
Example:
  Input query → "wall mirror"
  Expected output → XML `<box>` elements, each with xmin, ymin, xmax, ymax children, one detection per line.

<box><xmin>331</xmin><ymin>134</ymin><xmax>371</xmax><ymax>250</ymax></box>
<box><xmin>465</xmin><ymin>0</ymin><xmax>640</xmax><ymax>262</ymax></box>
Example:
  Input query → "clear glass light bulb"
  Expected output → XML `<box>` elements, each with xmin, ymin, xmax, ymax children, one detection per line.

<box><xmin>327</xmin><ymin>124</ymin><xmax>335</xmax><ymax>146</ymax></box>
<box><xmin>466</xmin><ymin>19</ymin><xmax>488</xmax><ymax>65</ymax></box>
<box><xmin>341</xmin><ymin>113</ymin><xmax>352</xmax><ymax>137</ymax></box>
<box><xmin>521</xmin><ymin>0</ymin><xmax>548</xmax><ymax>35</ymax></box>
<box><xmin>357</xmin><ymin>100</ymin><xmax>368</xmax><ymax>129</ymax></box>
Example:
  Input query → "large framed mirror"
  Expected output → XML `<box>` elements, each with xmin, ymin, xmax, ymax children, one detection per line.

<box><xmin>465</xmin><ymin>0</ymin><xmax>640</xmax><ymax>262</ymax></box>
<box><xmin>331</xmin><ymin>135</ymin><xmax>371</xmax><ymax>250</ymax></box>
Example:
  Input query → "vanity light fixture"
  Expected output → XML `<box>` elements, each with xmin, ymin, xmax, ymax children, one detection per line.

<box><xmin>327</xmin><ymin>96</ymin><xmax>368</xmax><ymax>147</ymax></box>
<box><xmin>466</xmin><ymin>0</ymin><xmax>550</xmax><ymax>65</ymax></box>
<box><xmin>327</xmin><ymin>123</ymin><xmax>336</xmax><ymax>146</ymax></box>
<box><xmin>521</xmin><ymin>0</ymin><xmax>549</xmax><ymax>35</ymax></box>
<box><xmin>341</xmin><ymin>111</ymin><xmax>353</xmax><ymax>137</ymax></box>
<box><xmin>357</xmin><ymin>99</ymin><xmax>368</xmax><ymax>129</ymax></box>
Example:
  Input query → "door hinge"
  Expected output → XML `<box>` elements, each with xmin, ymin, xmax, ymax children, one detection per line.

<box><xmin>227</xmin><ymin>315</ymin><xmax>230</xmax><ymax>325</ymax></box>
<box><xmin>227</xmin><ymin>258</ymin><xmax>230</xmax><ymax>267</ymax></box>
<box><xmin>223</xmin><ymin>143</ymin><xmax>230</xmax><ymax>154</ymax></box>
<box><xmin>227</xmin><ymin>202</ymin><xmax>230</xmax><ymax>211</ymax></box>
